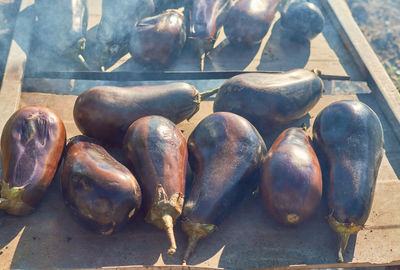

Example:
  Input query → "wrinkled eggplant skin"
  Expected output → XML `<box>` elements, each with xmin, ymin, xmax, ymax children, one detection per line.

<box><xmin>281</xmin><ymin>0</ymin><xmax>325</xmax><ymax>42</ymax></box>
<box><xmin>184</xmin><ymin>112</ymin><xmax>267</xmax><ymax>225</ymax></box>
<box><xmin>61</xmin><ymin>135</ymin><xmax>142</xmax><ymax>235</ymax></box>
<box><xmin>260</xmin><ymin>127</ymin><xmax>322</xmax><ymax>225</ymax></box>
<box><xmin>186</xmin><ymin>0</ymin><xmax>230</xmax><ymax>53</ymax></box>
<box><xmin>224</xmin><ymin>0</ymin><xmax>281</xmax><ymax>46</ymax></box>
<box><xmin>0</xmin><ymin>106</ymin><xmax>66</xmax><ymax>215</ymax></box>
<box><xmin>123</xmin><ymin>116</ymin><xmax>187</xmax><ymax>210</ymax></box>
<box><xmin>129</xmin><ymin>9</ymin><xmax>187</xmax><ymax>69</ymax></box>
<box><xmin>34</xmin><ymin>0</ymin><xmax>88</xmax><ymax>55</ymax></box>
<box><xmin>213</xmin><ymin>69</ymin><xmax>323</xmax><ymax>133</ymax></box>
<box><xmin>96</xmin><ymin>0</ymin><xmax>154</xmax><ymax>68</ymax></box>
<box><xmin>312</xmin><ymin>100</ymin><xmax>384</xmax><ymax>226</ymax></box>
<box><xmin>73</xmin><ymin>82</ymin><xmax>200</xmax><ymax>146</ymax></box>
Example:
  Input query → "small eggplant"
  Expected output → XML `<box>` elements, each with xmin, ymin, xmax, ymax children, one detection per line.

<box><xmin>224</xmin><ymin>0</ymin><xmax>281</xmax><ymax>46</ymax></box>
<box><xmin>96</xmin><ymin>0</ymin><xmax>155</xmax><ymax>70</ymax></box>
<box><xmin>74</xmin><ymin>82</ymin><xmax>216</xmax><ymax>145</ymax></box>
<box><xmin>312</xmin><ymin>100</ymin><xmax>384</xmax><ymax>262</ymax></box>
<box><xmin>182</xmin><ymin>112</ymin><xmax>267</xmax><ymax>264</ymax></box>
<box><xmin>34</xmin><ymin>0</ymin><xmax>89</xmax><ymax>69</ymax></box>
<box><xmin>186</xmin><ymin>0</ymin><xmax>230</xmax><ymax>54</ymax></box>
<box><xmin>129</xmin><ymin>9</ymin><xmax>186</xmax><ymax>69</ymax></box>
<box><xmin>260</xmin><ymin>127</ymin><xmax>322</xmax><ymax>225</ymax></box>
<box><xmin>123</xmin><ymin>116</ymin><xmax>187</xmax><ymax>254</ymax></box>
<box><xmin>281</xmin><ymin>0</ymin><xmax>325</xmax><ymax>42</ymax></box>
<box><xmin>0</xmin><ymin>106</ymin><xmax>66</xmax><ymax>215</ymax></box>
<box><xmin>213</xmin><ymin>69</ymin><xmax>324</xmax><ymax>133</ymax></box>
<box><xmin>61</xmin><ymin>135</ymin><xmax>142</xmax><ymax>235</ymax></box>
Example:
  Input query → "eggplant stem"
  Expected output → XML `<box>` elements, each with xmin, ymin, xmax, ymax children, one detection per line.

<box><xmin>337</xmin><ymin>231</ymin><xmax>350</xmax><ymax>263</ymax></box>
<box><xmin>75</xmin><ymin>54</ymin><xmax>91</xmax><ymax>71</ymax></box>
<box><xmin>183</xmin><ymin>233</ymin><xmax>200</xmax><ymax>265</ymax></box>
<box><xmin>200</xmin><ymin>88</ymin><xmax>220</xmax><ymax>101</ymax></box>
<box><xmin>162</xmin><ymin>214</ymin><xmax>177</xmax><ymax>254</ymax></box>
<box><xmin>200</xmin><ymin>50</ymin><xmax>205</xmax><ymax>72</ymax></box>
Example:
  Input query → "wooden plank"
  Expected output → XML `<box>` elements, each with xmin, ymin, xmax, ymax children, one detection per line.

<box><xmin>320</xmin><ymin>0</ymin><xmax>400</xmax><ymax>144</ymax></box>
<box><xmin>2</xmin><ymin>91</ymin><xmax>398</xmax><ymax>269</ymax></box>
<box><xmin>0</xmin><ymin>0</ymin><xmax>34</xmax><ymax>135</ymax></box>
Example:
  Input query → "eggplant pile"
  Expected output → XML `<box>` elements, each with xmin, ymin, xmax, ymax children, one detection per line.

<box><xmin>182</xmin><ymin>112</ymin><xmax>267</xmax><ymax>264</ymax></box>
<box><xmin>0</xmin><ymin>106</ymin><xmax>66</xmax><ymax>215</ymax></box>
<box><xmin>61</xmin><ymin>135</ymin><xmax>142</xmax><ymax>235</ymax></box>
<box><xmin>123</xmin><ymin>116</ymin><xmax>187</xmax><ymax>254</ymax></box>
<box><xmin>313</xmin><ymin>100</ymin><xmax>384</xmax><ymax>262</ymax></box>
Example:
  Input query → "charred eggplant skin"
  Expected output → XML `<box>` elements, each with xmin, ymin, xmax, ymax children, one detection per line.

<box><xmin>96</xmin><ymin>0</ymin><xmax>154</xmax><ymax>68</ymax></box>
<box><xmin>312</xmin><ymin>100</ymin><xmax>384</xmax><ymax>262</ymax></box>
<box><xmin>281</xmin><ymin>0</ymin><xmax>325</xmax><ymax>42</ymax></box>
<box><xmin>224</xmin><ymin>0</ymin><xmax>281</xmax><ymax>46</ymax></box>
<box><xmin>123</xmin><ymin>115</ymin><xmax>187</xmax><ymax>254</ymax></box>
<box><xmin>182</xmin><ymin>112</ymin><xmax>267</xmax><ymax>263</ymax></box>
<box><xmin>61</xmin><ymin>135</ymin><xmax>142</xmax><ymax>235</ymax></box>
<box><xmin>73</xmin><ymin>82</ymin><xmax>200</xmax><ymax>146</ymax></box>
<box><xmin>260</xmin><ymin>127</ymin><xmax>322</xmax><ymax>225</ymax></box>
<box><xmin>129</xmin><ymin>9</ymin><xmax>187</xmax><ymax>69</ymax></box>
<box><xmin>213</xmin><ymin>69</ymin><xmax>323</xmax><ymax>132</ymax></box>
<box><xmin>0</xmin><ymin>106</ymin><xmax>66</xmax><ymax>215</ymax></box>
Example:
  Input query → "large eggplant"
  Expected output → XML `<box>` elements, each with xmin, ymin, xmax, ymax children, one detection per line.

<box><xmin>182</xmin><ymin>112</ymin><xmax>267</xmax><ymax>264</ymax></box>
<box><xmin>260</xmin><ymin>127</ymin><xmax>322</xmax><ymax>225</ymax></box>
<box><xmin>61</xmin><ymin>135</ymin><xmax>142</xmax><ymax>235</ymax></box>
<box><xmin>96</xmin><ymin>0</ymin><xmax>155</xmax><ymax>70</ymax></box>
<box><xmin>213</xmin><ymin>69</ymin><xmax>324</xmax><ymax>133</ymax></box>
<box><xmin>129</xmin><ymin>9</ymin><xmax>186</xmax><ymax>69</ymax></box>
<box><xmin>186</xmin><ymin>0</ymin><xmax>230</xmax><ymax>54</ymax></box>
<box><xmin>0</xmin><ymin>106</ymin><xmax>66</xmax><ymax>215</ymax></box>
<box><xmin>123</xmin><ymin>116</ymin><xmax>187</xmax><ymax>254</ymax></box>
<box><xmin>312</xmin><ymin>100</ymin><xmax>384</xmax><ymax>262</ymax></box>
<box><xmin>34</xmin><ymin>0</ymin><xmax>89</xmax><ymax>69</ymax></box>
<box><xmin>74</xmin><ymin>82</ymin><xmax>216</xmax><ymax>145</ymax></box>
<box><xmin>224</xmin><ymin>0</ymin><xmax>281</xmax><ymax>46</ymax></box>
<box><xmin>281</xmin><ymin>0</ymin><xmax>325</xmax><ymax>42</ymax></box>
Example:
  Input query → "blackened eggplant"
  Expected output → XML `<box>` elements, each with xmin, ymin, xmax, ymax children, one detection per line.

<box><xmin>182</xmin><ymin>112</ymin><xmax>267</xmax><ymax>264</ymax></box>
<box><xmin>213</xmin><ymin>69</ymin><xmax>324</xmax><ymax>133</ymax></box>
<box><xmin>96</xmin><ymin>0</ymin><xmax>155</xmax><ymax>70</ymax></box>
<box><xmin>281</xmin><ymin>0</ymin><xmax>325</xmax><ymax>42</ymax></box>
<box><xmin>34</xmin><ymin>0</ymin><xmax>89</xmax><ymax>69</ymax></box>
<box><xmin>61</xmin><ymin>135</ymin><xmax>142</xmax><ymax>235</ymax></box>
<box><xmin>123</xmin><ymin>116</ymin><xmax>187</xmax><ymax>254</ymax></box>
<box><xmin>129</xmin><ymin>9</ymin><xmax>186</xmax><ymax>69</ymax></box>
<box><xmin>74</xmin><ymin>82</ymin><xmax>216</xmax><ymax>145</ymax></box>
<box><xmin>187</xmin><ymin>0</ymin><xmax>230</xmax><ymax>54</ymax></box>
<box><xmin>224</xmin><ymin>0</ymin><xmax>281</xmax><ymax>46</ymax></box>
<box><xmin>0</xmin><ymin>106</ymin><xmax>66</xmax><ymax>215</ymax></box>
<box><xmin>312</xmin><ymin>100</ymin><xmax>384</xmax><ymax>262</ymax></box>
<box><xmin>260</xmin><ymin>127</ymin><xmax>322</xmax><ymax>225</ymax></box>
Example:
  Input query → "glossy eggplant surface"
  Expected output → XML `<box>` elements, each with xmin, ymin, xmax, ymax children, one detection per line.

<box><xmin>0</xmin><ymin>106</ymin><xmax>66</xmax><ymax>215</ymax></box>
<box><xmin>182</xmin><ymin>111</ymin><xmax>267</xmax><ymax>264</ymax></box>
<box><xmin>312</xmin><ymin>100</ymin><xmax>384</xmax><ymax>262</ymax></box>
<box><xmin>61</xmin><ymin>135</ymin><xmax>142</xmax><ymax>235</ymax></box>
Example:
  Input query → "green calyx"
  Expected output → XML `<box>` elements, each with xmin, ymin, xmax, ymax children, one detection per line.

<box><xmin>0</xmin><ymin>180</ymin><xmax>34</xmax><ymax>216</ymax></box>
<box><xmin>145</xmin><ymin>184</ymin><xmax>184</xmax><ymax>254</ymax></box>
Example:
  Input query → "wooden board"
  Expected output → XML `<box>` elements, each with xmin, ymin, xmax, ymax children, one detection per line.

<box><xmin>0</xmin><ymin>90</ymin><xmax>397</xmax><ymax>270</ymax></box>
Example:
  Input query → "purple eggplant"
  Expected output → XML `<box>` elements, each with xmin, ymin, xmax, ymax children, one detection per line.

<box><xmin>34</xmin><ymin>0</ymin><xmax>89</xmax><ymax>69</ymax></box>
<box><xmin>61</xmin><ymin>135</ymin><xmax>142</xmax><ymax>235</ymax></box>
<box><xmin>0</xmin><ymin>106</ymin><xmax>66</xmax><ymax>215</ymax></box>
<box><xmin>281</xmin><ymin>0</ymin><xmax>325</xmax><ymax>42</ymax></box>
<box><xmin>260</xmin><ymin>127</ymin><xmax>322</xmax><ymax>225</ymax></box>
<box><xmin>123</xmin><ymin>115</ymin><xmax>187</xmax><ymax>254</ymax></box>
<box><xmin>312</xmin><ymin>100</ymin><xmax>384</xmax><ymax>262</ymax></box>
<box><xmin>74</xmin><ymin>82</ymin><xmax>216</xmax><ymax>146</ymax></box>
<box><xmin>213</xmin><ymin>69</ymin><xmax>323</xmax><ymax>134</ymax></box>
<box><xmin>224</xmin><ymin>0</ymin><xmax>281</xmax><ymax>46</ymax></box>
<box><xmin>182</xmin><ymin>112</ymin><xmax>267</xmax><ymax>264</ymax></box>
<box><xmin>186</xmin><ymin>0</ymin><xmax>230</xmax><ymax>54</ymax></box>
<box><xmin>129</xmin><ymin>9</ymin><xmax>186</xmax><ymax>69</ymax></box>
<box><xmin>96</xmin><ymin>0</ymin><xmax>155</xmax><ymax>70</ymax></box>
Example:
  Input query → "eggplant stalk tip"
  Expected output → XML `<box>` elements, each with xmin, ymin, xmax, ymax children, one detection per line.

<box><xmin>337</xmin><ymin>231</ymin><xmax>350</xmax><ymax>263</ymax></box>
<box><xmin>162</xmin><ymin>214</ymin><xmax>177</xmax><ymax>254</ymax></box>
<box><xmin>199</xmin><ymin>88</ymin><xmax>220</xmax><ymax>101</ymax></box>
